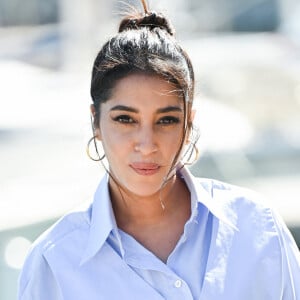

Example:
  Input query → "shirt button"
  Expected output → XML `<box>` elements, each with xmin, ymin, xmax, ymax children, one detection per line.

<box><xmin>174</xmin><ymin>279</ymin><xmax>182</xmax><ymax>288</ymax></box>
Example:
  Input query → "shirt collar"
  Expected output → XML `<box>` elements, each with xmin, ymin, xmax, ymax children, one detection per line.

<box><xmin>179</xmin><ymin>165</ymin><xmax>238</xmax><ymax>231</ymax></box>
<box><xmin>80</xmin><ymin>165</ymin><xmax>238</xmax><ymax>265</ymax></box>
<box><xmin>80</xmin><ymin>173</ymin><xmax>120</xmax><ymax>265</ymax></box>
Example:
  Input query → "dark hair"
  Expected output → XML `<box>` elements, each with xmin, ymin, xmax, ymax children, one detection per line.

<box><xmin>90</xmin><ymin>0</ymin><xmax>196</xmax><ymax>167</ymax></box>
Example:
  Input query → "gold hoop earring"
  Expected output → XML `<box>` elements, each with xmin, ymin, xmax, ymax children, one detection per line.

<box><xmin>86</xmin><ymin>136</ymin><xmax>105</xmax><ymax>161</ymax></box>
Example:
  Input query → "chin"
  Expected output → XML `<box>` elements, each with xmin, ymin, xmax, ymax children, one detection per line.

<box><xmin>111</xmin><ymin>171</ymin><xmax>167</xmax><ymax>197</ymax></box>
<box><xmin>127</xmin><ymin>184</ymin><xmax>162</xmax><ymax>198</ymax></box>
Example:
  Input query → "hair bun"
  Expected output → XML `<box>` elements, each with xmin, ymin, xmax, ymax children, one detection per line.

<box><xmin>118</xmin><ymin>11</ymin><xmax>175</xmax><ymax>36</ymax></box>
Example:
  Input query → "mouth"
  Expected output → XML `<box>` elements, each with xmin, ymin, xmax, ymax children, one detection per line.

<box><xmin>130</xmin><ymin>162</ymin><xmax>160</xmax><ymax>176</ymax></box>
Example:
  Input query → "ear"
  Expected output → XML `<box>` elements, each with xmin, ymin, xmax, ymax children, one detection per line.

<box><xmin>90</xmin><ymin>104</ymin><xmax>102</xmax><ymax>141</ymax></box>
<box><xmin>185</xmin><ymin>109</ymin><xmax>196</xmax><ymax>144</ymax></box>
<box><xmin>190</xmin><ymin>109</ymin><xmax>196</xmax><ymax>122</ymax></box>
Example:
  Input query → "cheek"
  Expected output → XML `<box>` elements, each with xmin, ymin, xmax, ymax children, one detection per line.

<box><xmin>165</xmin><ymin>126</ymin><xmax>184</xmax><ymax>142</ymax></box>
<box><xmin>101</xmin><ymin>129</ymin><xmax>132</xmax><ymax>157</ymax></box>
<box><xmin>160</xmin><ymin>131</ymin><xmax>183</xmax><ymax>156</ymax></box>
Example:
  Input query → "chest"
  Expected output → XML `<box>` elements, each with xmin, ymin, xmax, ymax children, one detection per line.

<box><xmin>123</xmin><ymin>214</ymin><xmax>189</xmax><ymax>262</ymax></box>
<box><xmin>44</xmin><ymin>211</ymin><xmax>283</xmax><ymax>300</ymax></box>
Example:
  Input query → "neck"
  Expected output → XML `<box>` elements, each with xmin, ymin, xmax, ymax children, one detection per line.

<box><xmin>109</xmin><ymin>175</ymin><xmax>188</xmax><ymax>229</ymax></box>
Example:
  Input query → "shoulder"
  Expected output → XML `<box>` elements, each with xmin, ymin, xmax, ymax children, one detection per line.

<box><xmin>199</xmin><ymin>177</ymin><xmax>271</xmax><ymax>211</ymax></box>
<box><xmin>199</xmin><ymin>177</ymin><xmax>264</xmax><ymax>203</ymax></box>
<box><xmin>18</xmin><ymin>204</ymin><xmax>92</xmax><ymax>298</ymax></box>
<box><xmin>198</xmin><ymin>178</ymin><xmax>300</xmax><ymax>296</ymax></box>
<box><xmin>196</xmin><ymin>177</ymin><xmax>279</xmax><ymax>236</ymax></box>
<box><xmin>32</xmin><ymin>203</ymin><xmax>92</xmax><ymax>254</ymax></box>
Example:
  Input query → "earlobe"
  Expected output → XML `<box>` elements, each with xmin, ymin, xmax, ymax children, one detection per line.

<box><xmin>94</xmin><ymin>128</ymin><xmax>102</xmax><ymax>141</ymax></box>
<box><xmin>90</xmin><ymin>104</ymin><xmax>96</xmax><ymax>118</ymax></box>
<box><xmin>90</xmin><ymin>104</ymin><xmax>102</xmax><ymax>141</ymax></box>
<box><xmin>185</xmin><ymin>109</ymin><xmax>196</xmax><ymax>144</ymax></box>
<box><xmin>191</xmin><ymin>109</ymin><xmax>196</xmax><ymax>122</ymax></box>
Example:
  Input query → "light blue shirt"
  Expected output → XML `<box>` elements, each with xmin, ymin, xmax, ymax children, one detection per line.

<box><xmin>18</xmin><ymin>166</ymin><xmax>300</xmax><ymax>299</ymax></box>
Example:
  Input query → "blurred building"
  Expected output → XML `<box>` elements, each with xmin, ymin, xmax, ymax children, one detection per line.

<box><xmin>1</xmin><ymin>0</ymin><xmax>300</xmax><ymax>70</ymax></box>
<box><xmin>0</xmin><ymin>0</ymin><xmax>58</xmax><ymax>26</ymax></box>
<box><xmin>1</xmin><ymin>1</ymin><xmax>300</xmax><ymax>299</ymax></box>
<box><xmin>1</xmin><ymin>0</ymin><xmax>299</xmax><ymax>31</ymax></box>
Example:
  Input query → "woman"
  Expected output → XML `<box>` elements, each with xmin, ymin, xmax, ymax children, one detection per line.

<box><xmin>18</xmin><ymin>0</ymin><xmax>300</xmax><ymax>299</ymax></box>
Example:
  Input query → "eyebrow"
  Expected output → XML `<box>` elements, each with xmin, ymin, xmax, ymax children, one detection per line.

<box><xmin>110</xmin><ymin>105</ymin><xmax>138</xmax><ymax>113</ymax></box>
<box><xmin>157</xmin><ymin>106</ymin><xmax>183</xmax><ymax>113</ymax></box>
<box><xmin>110</xmin><ymin>105</ymin><xmax>183</xmax><ymax>114</ymax></box>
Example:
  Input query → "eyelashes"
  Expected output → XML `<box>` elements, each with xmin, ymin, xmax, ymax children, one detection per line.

<box><xmin>112</xmin><ymin>115</ymin><xmax>135</xmax><ymax>124</ymax></box>
<box><xmin>157</xmin><ymin>116</ymin><xmax>180</xmax><ymax>125</ymax></box>
<box><xmin>112</xmin><ymin>115</ymin><xmax>180</xmax><ymax>125</ymax></box>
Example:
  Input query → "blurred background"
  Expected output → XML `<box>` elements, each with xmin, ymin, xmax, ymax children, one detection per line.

<box><xmin>0</xmin><ymin>0</ymin><xmax>300</xmax><ymax>298</ymax></box>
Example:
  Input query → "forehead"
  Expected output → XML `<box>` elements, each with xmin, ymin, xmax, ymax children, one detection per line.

<box><xmin>104</xmin><ymin>73</ymin><xmax>183</xmax><ymax>110</ymax></box>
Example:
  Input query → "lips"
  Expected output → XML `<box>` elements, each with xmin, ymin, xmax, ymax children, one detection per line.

<box><xmin>130</xmin><ymin>162</ymin><xmax>160</xmax><ymax>176</ymax></box>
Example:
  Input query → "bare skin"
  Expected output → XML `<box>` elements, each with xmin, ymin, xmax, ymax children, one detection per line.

<box><xmin>109</xmin><ymin>173</ymin><xmax>191</xmax><ymax>262</ymax></box>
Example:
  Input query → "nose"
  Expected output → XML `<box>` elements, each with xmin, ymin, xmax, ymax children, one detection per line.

<box><xmin>134</xmin><ymin>125</ymin><xmax>158</xmax><ymax>155</ymax></box>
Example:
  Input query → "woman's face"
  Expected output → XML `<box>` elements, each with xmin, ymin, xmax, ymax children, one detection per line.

<box><xmin>94</xmin><ymin>73</ymin><xmax>186</xmax><ymax>197</ymax></box>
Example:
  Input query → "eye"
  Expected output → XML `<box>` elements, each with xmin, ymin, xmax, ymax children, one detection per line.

<box><xmin>112</xmin><ymin>115</ymin><xmax>135</xmax><ymax>124</ymax></box>
<box><xmin>157</xmin><ymin>116</ymin><xmax>180</xmax><ymax>125</ymax></box>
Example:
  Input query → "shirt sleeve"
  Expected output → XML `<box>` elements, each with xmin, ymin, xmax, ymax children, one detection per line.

<box><xmin>272</xmin><ymin>210</ymin><xmax>300</xmax><ymax>299</ymax></box>
<box><xmin>18</xmin><ymin>247</ymin><xmax>63</xmax><ymax>300</ymax></box>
